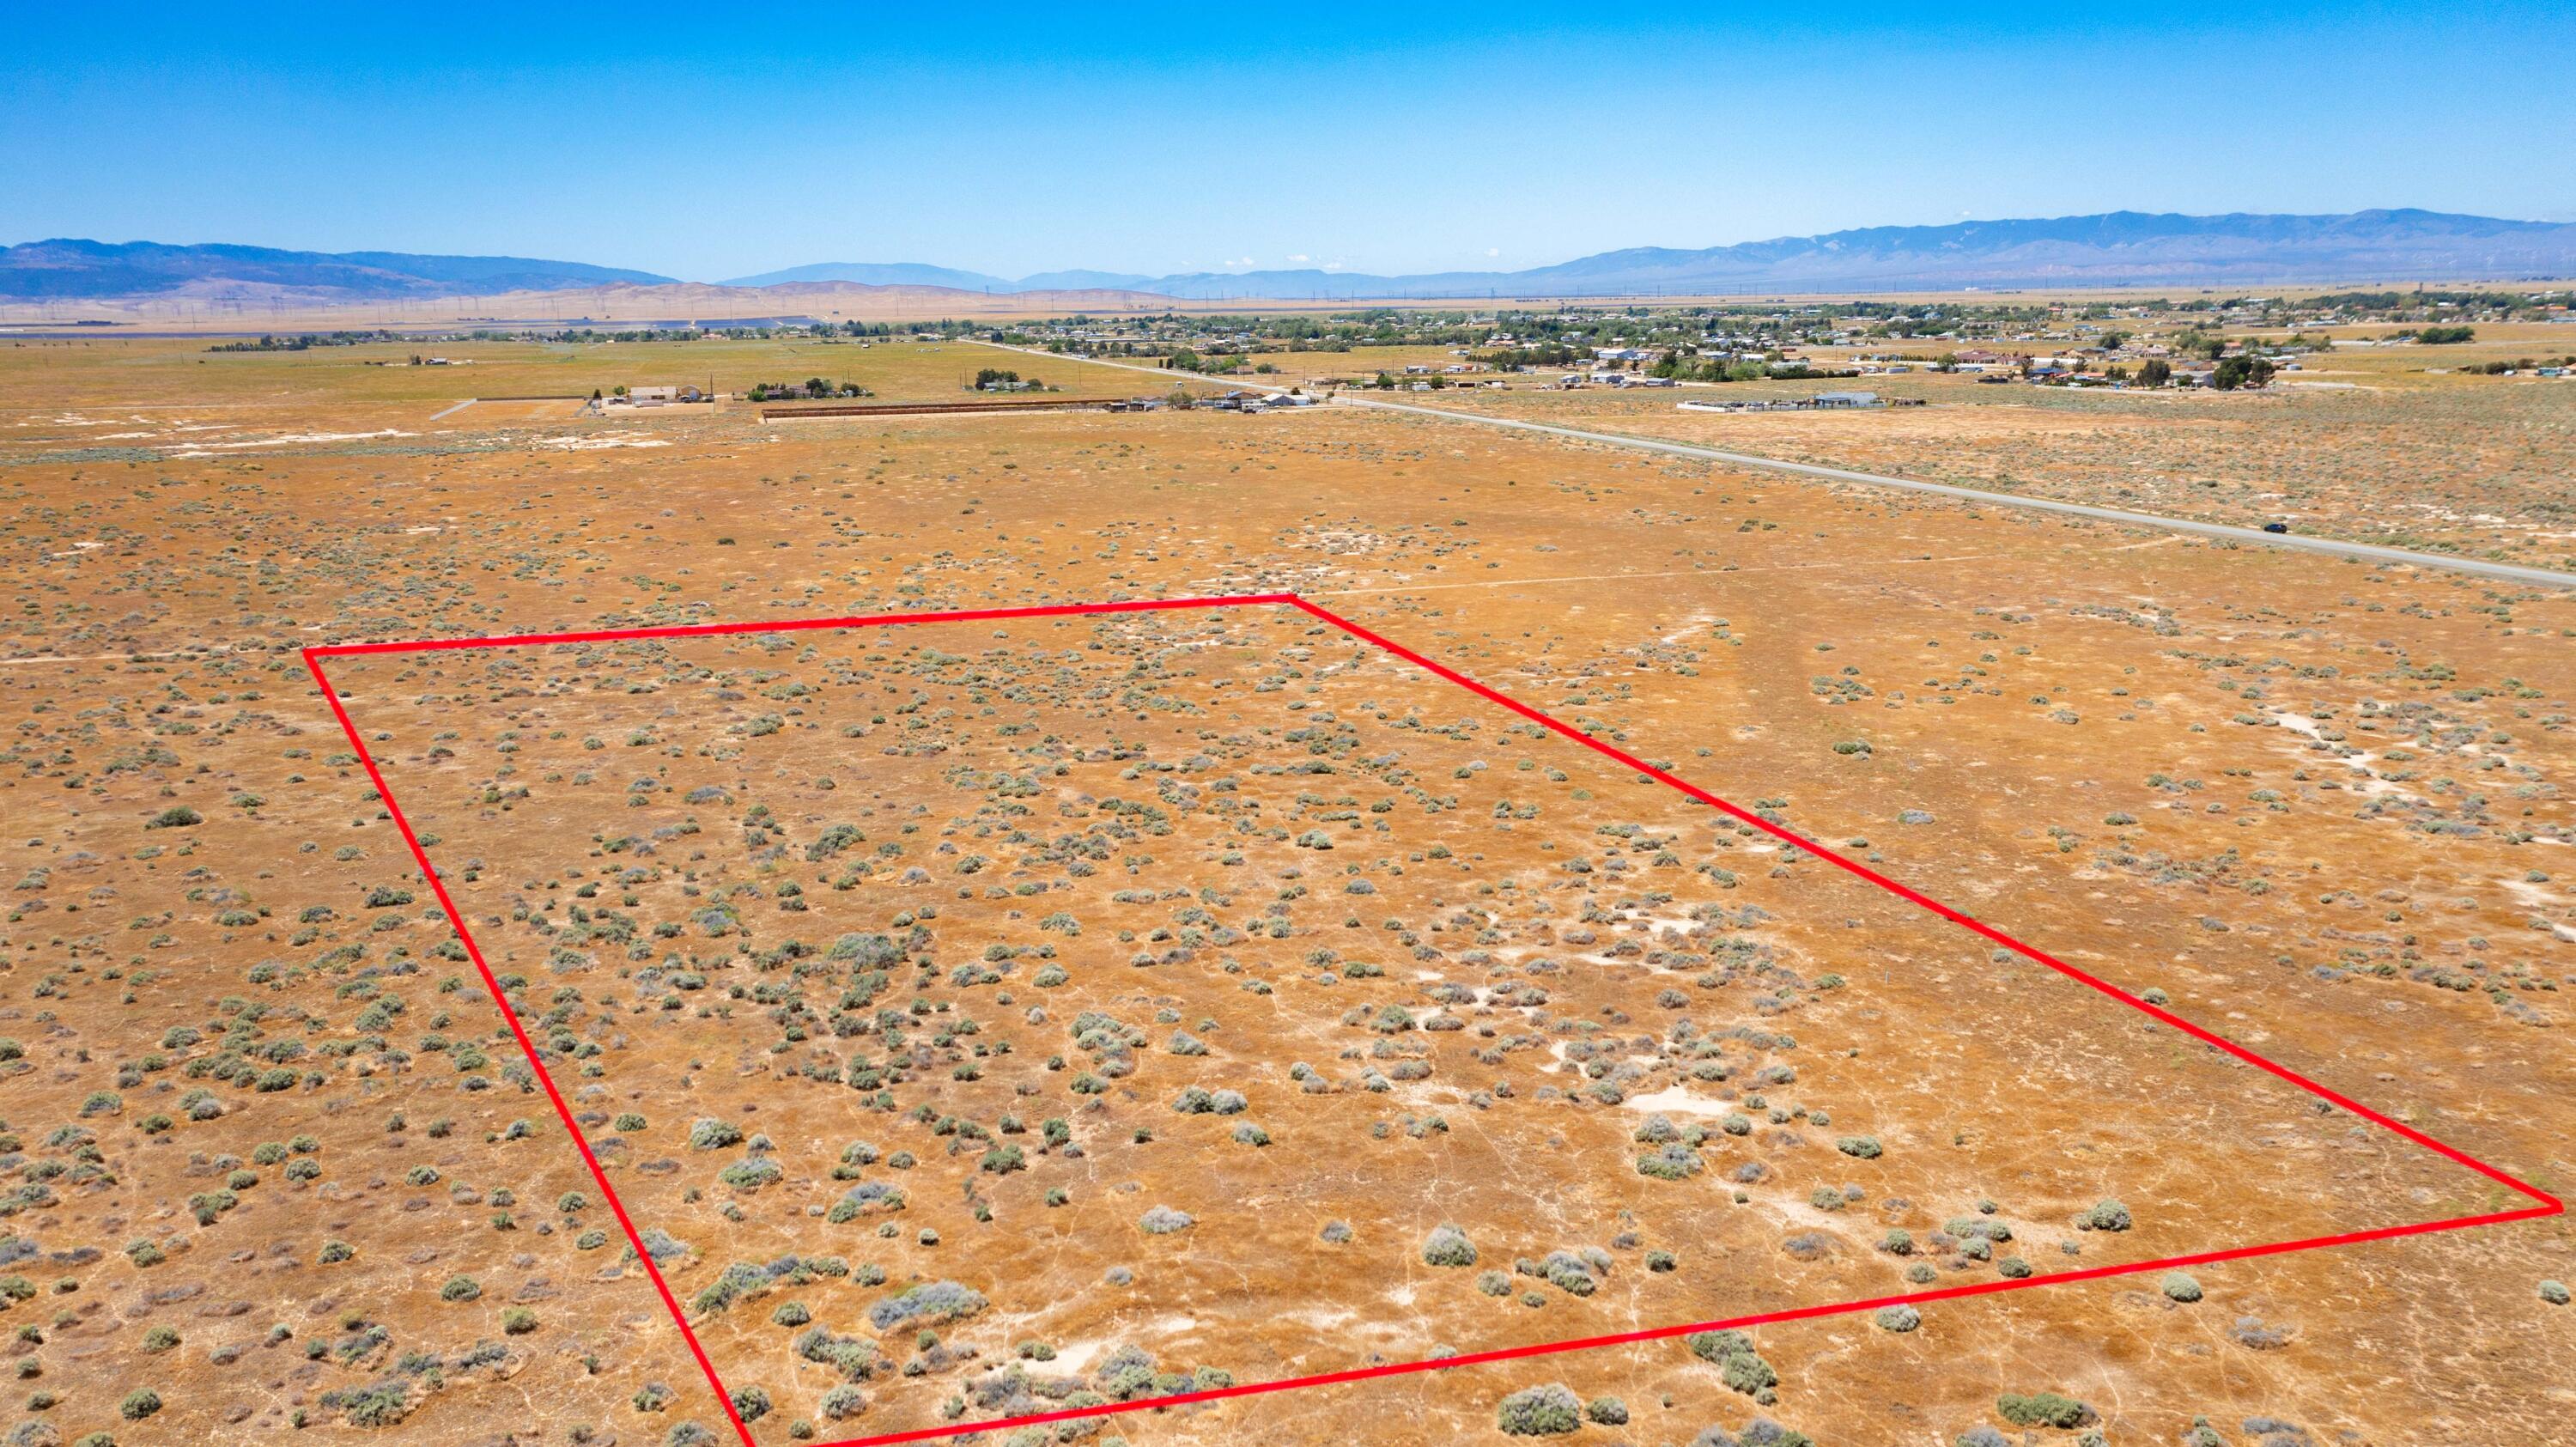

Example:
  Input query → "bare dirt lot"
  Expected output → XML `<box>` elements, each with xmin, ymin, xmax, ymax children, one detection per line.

<box><xmin>2</xmin><ymin>337</ymin><xmax>2572</xmax><ymax>1447</ymax></box>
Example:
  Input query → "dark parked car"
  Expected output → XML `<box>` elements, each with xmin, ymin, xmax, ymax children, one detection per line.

<box><xmin>2262</xmin><ymin>522</ymin><xmax>2290</xmax><ymax>534</ymax></box>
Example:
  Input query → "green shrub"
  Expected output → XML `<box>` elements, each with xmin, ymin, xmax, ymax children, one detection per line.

<box><xmin>2080</xmin><ymin>1200</ymin><xmax>2132</xmax><ymax>1231</ymax></box>
<box><xmin>1997</xmin><ymin>1391</ymin><xmax>2091</xmax><ymax>1428</ymax></box>
<box><xmin>1496</xmin><ymin>1383</ymin><xmax>1582</xmax><ymax>1436</ymax></box>
<box><xmin>1422</xmin><ymin>1224</ymin><xmax>1477</xmax><ymax>1267</ymax></box>
<box><xmin>1636</xmin><ymin>1144</ymin><xmax>1704</xmax><ymax>1179</ymax></box>
<box><xmin>1686</xmin><ymin>1328</ymin><xmax>1778</xmax><ymax>1400</ymax></box>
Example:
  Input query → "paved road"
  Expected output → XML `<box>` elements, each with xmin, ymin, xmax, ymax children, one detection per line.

<box><xmin>970</xmin><ymin>341</ymin><xmax>2576</xmax><ymax>590</ymax></box>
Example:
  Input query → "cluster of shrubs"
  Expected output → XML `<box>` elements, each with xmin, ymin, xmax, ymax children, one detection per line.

<box><xmin>1170</xmin><ymin>1086</ymin><xmax>1247</xmax><ymax>1116</ymax></box>
<box><xmin>1686</xmin><ymin>1328</ymin><xmax>1780</xmax><ymax>1404</ymax></box>
<box><xmin>794</xmin><ymin>1322</ymin><xmax>887</xmax><ymax>1384</ymax></box>
<box><xmin>1497</xmin><ymin>1383</ymin><xmax>1583</xmax><ymax>1436</ymax></box>
<box><xmin>1092</xmin><ymin>1342</ymin><xmax>1232</xmax><ymax>1401</ymax></box>
<box><xmin>866</xmin><ymin>1280</ymin><xmax>987</xmax><ymax>1331</ymax></box>
<box><xmin>828</xmin><ymin>1180</ymin><xmax>905</xmax><ymax>1222</ymax></box>
<box><xmin>1521</xmin><ymin>1249</ymin><xmax>1609</xmax><ymax>1298</ymax></box>
<box><xmin>317</xmin><ymin>1379</ymin><xmax>413</xmax><ymax>1427</ymax></box>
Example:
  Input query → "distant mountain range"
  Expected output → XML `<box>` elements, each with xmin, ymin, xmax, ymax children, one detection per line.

<box><xmin>11</xmin><ymin>210</ymin><xmax>2576</xmax><ymax>307</ymax></box>
<box><xmin>723</xmin><ymin>210</ymin><xmax>2576</xmax><ymax>299</ymax></box>
<box><xmin>0</xmin><ymin>239</ymin><xmax>674</xmax><ymax>301</ymax></box>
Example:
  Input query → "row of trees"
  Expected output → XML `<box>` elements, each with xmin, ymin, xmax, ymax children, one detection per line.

<box><xmin>749</xmin><ymin>377</ymin><xmax>871</xmax><ymax>401</ymax></box>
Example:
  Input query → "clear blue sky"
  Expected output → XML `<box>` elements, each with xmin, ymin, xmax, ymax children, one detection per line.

<box><xmin>5</xmin><ymin>3</ymin><xmax>2568</xmax><ymax>282</ymax></box>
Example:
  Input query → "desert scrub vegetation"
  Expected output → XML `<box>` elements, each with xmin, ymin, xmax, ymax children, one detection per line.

<box><xmin>2076</xmin><ymin>1200</ymin><xmax>2133</xmax><ymax>1231</ymax></box>
<box><xmin>1497</xmin><ymin>1383</ymin><xmax>1583</xmax><ymax>1435</ymax></box>
<box><xmin>1996</xmin><ymin>1390</ymin><xmax>2095</xmax><ymax>1429</ymax></box>
<box><xmin>1686</xmin><ymin>1328</ymin><xmax>1780</xmax><ymax>1403</ymax></box>
<box><xmin>1688</xmin><ymin>1416</ymin><xmax>1814</xmax><ymax>1446</ymax></box>
<box><xmin>1423</xmin><ymin>1224</ymin><xmax>1479</xmax><ymax>1267</ymax></box>
<box><xmin>867</xmin><ymin>1280</ymin><xmax>987</xmax><ymax>1330</ymax></box>
<box><xmin>1137</xmin><ymin>1205</ymin><xmax>1194</xmax><ymax>1234</ymax></box>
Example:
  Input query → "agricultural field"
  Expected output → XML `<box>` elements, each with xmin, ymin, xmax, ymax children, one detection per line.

<box><xmin>0</xmin><ymin>337</ymin><xmax>1190</xmax><ymax>421</ymax></box>
<box><xmin>1</xmin><ymin>334</ymin><xmax>2572</xmax><ymax>1447</ymax></box>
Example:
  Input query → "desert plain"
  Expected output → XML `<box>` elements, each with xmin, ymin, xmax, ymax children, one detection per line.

<box><xmin>2</xmin><ymin>332</ymin><xmax>2572</xmax><ymax>1447</ymax></box>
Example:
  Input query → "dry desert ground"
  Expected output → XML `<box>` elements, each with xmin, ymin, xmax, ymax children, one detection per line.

<box><xmin>2</xmin><ymin>337</ymin><xmax>2572</xmax><ymax>1447</ymax></box>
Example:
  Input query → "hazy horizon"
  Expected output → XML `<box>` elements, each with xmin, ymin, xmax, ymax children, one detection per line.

<box><xmin>6</xmin><ymin>5</ymin><xmax>2572</xmax><ymax>283</ymax></box>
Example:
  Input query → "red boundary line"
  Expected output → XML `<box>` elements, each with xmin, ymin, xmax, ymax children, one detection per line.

<box><xmin>301</xmin><ymin>592</ymin><xmax>2561</xmax><ymax>1447</ymax></box>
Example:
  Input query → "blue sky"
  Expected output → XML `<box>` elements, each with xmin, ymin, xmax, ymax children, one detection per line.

<box><xmin>5</xmin><ymin>3</ymin><xmax>2569</xmax><ymax>282</ymax></box>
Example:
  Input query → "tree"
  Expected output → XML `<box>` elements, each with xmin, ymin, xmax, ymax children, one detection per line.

<box><xmin>2213</xmin><ymin>355</ymin><xmax>2275</xmax><ymax>390</ymax></box>
<box><xmin>2137</xmin><ymin>359</ymin><xmax>2172</xmax><ymax>387</ymax></box>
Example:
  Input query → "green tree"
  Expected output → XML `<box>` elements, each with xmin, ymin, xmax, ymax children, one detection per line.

<box><xmin>2213</xmin><ymin>355</ymin><xmax>2275</xmax><ymax>390</ymax></box>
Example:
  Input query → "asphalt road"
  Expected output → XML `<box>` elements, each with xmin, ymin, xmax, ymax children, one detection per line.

<box><xmin>972</xmin><ymin>341</ymin><xmax>2576</xmax><ymax>590</ymax></box>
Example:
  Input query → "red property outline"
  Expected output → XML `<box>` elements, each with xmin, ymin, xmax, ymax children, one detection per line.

<box><xmin>302</xmin><ymin>593</ymin><xmax>2561</xmax><ymax>1447</ymax></box>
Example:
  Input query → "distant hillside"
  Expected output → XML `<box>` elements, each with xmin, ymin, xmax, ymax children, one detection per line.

<box><xmin>719</xmin><ymin>260</ymin><xmax>1016</xmax><ymax>290</ymax></box>
<box><xmin>1098</xmin><ymin>210</ymin><xmax>2576</xmax><ymax>299</ymax></box>
<box><xmin>741</xmin><ymin>210</ymin><xmax>2576</xmax><ymax>300</ymax></box>
<box><xmin>0</xmin><ymin>239</ymin><xmax>674</xmax><ymax>301</ymax></box>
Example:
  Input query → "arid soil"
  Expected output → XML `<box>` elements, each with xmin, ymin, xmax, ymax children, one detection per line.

<box><xmin>2</xmin><ymin>339</ymin><xmax>2571</xmax><ymax>1447</ymax></box>
<box><xmin>1419</xmin><ymin>362</ymin><xmax>2576</xmax><ymax>570</ymax></box>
